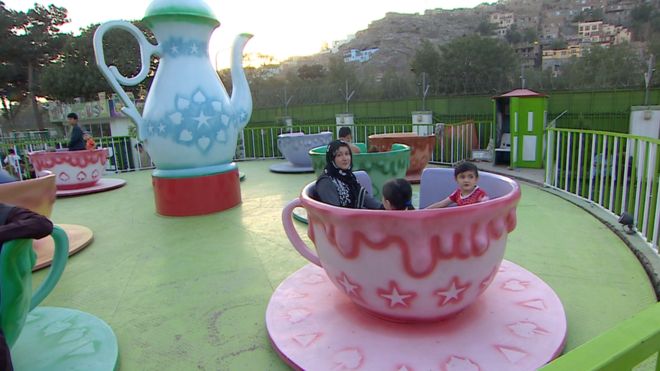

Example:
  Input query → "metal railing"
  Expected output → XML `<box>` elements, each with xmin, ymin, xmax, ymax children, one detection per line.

<box><xmin>0</xmin><ymin>121</ymin><xmax>494</xmax><ymax>179</ymax></box>
<box><xmin>0</xmin><ymin>136</ymin><xmax>154</xmax><ymax>180</ymax></box>
<box><xmin>236</xmin><ymin>121</ymin><xmax>494</xmax><ymax>166</ymax></box>
<box><xmin>545</xmin><ymin>128</ymin><xmax>660</xmax><ymax>252</ymax></box>
<box><xmin>541</xmin><ymin>302</ymin><xmax>660</xmax><ymax>370</ymax></box>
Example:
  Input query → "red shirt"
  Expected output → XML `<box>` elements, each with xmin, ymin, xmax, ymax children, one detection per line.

<box><xmin>449</xmin><ymin>187</ymin><xmax>488</xmax><ymax>206</ymax></box>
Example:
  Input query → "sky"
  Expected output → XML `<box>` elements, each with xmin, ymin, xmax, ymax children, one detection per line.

<box><xmin>4</xmin><ymin>0</ymin><xmax>485</xmax><ymax>68</ymax></box>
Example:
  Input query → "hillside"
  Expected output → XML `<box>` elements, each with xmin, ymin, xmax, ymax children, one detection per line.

<box><xmin>279</xmin><ymin>0</ymin><xmax>653</xmax><ymax>76</ymax></box>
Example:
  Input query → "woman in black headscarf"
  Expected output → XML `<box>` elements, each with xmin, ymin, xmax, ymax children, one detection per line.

<box><xmin>315</xmin><ymin>140</ymin><xmax>382</xmax><ymax>209</ymax></box>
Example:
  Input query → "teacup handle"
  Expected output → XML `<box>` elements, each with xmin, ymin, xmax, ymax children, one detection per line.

<box><xmin>93</xmin><ymin>20</ymin><xmax>159</xmax><ymax>131</ymax></box>
<box><xmin>30</xmin><ymin>225</ymin><xmax>69</xmax><ymax>310</ymax></box>
<box><xmin>282</xmin><ymin>199</ymin><xmax>322</xmax><ymax>266</ymax></box>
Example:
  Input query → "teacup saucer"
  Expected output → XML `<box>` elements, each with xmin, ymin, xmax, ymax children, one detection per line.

<box><xmin>11</xmin><ymin>307</ymin><xmax>119</xmax><ymax>371</ymax></box>
<box><xmin>266</xmin><ymin>261</ymin><xmax>566</xmax><ymax>370</ymax></box>
<box><xmin>56</xmin><ymin>178</ymin><xmax>126</xmax><ymax>197</ymax></box>
<box><xmin>269</xmin><ymin>162</ymin><xmax>314</xmax><ymax>174</ymax></box>
<box><xmin>32</xmin><ymin>224</ymin><xmax>94</xmax><ymax>272</ymax></box>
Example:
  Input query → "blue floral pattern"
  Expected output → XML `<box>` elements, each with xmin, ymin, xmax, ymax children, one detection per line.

<box><xmin>142</xmin><ymin>90</ymin><xmax>249</xmax><ymax>153</ymax></box>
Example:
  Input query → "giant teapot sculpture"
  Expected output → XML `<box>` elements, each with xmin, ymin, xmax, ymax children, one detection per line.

<box><xmin>94</xmin><ymin>0</ymin><xmax>252</xmax><ymax>216</ymax></box>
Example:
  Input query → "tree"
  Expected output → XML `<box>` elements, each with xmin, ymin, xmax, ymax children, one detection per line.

<box><xmin>40</xmin><ymin>21</ymin><xmax>157</xmax><ymax>103</ymax></box>
<box><xmin>12</xmin><ymin>3</ymin><xmax>69</xmax><ymax>129</ymax></box>
<box><xmin>631</xmin><ymin>3</ymin><xmax>659</xmax><ymax>41</ymax></box>
<box><xmin>476</xmin><ymin>20</ymin><xmax>496</xmax><ymax>36</ymax></box>
<box><xmin>327</xmin><ymin>55</ymin><xmax>356</xmax><ymax>84</ymax></box>
<box><xmin>550</xmin><ymin>38</ymin><xmax>568</xmax><ymax>50</ymax></box>
<box><xmin>522</xmin><ymin>28</ymin><xmax>538</xmax><ymax>43</ymax></box>
<box><xmin>505</xmin><ymin>24</ymin><xmax>522</xmax><ymax>44</ymax></box>
<box><xmin>297</xmin><ymin>64</ymin><xmax>326</xmax><ymax>80</ymax></box>
<box><xmin>560</xmin><ymin>44</ymin><xmax>643</xmax><ymax>89</ymax></box>
<box><xmin>0</xmin><ymin>3</ymin><xmax>24</xmax><ymax>127</ymax></box>
<box><xmin>410</xmin><ymin>39</ymin><xmax>440</xmax><ymax>93</ymax></box>
<box><xmin>436</xmin><ymin>35</ymin><xmax>518</xmax><ymax>94</ymax></box>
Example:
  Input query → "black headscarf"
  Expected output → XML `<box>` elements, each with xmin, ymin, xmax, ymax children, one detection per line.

<box><xmin>318</xmin><ymin>140</ymin><xmax>366</xmax><ymax>208</ymax></box>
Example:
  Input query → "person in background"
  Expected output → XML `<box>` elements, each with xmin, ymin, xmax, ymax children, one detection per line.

<box><xmin>0</xmin><ymin>203</ymin><xmax>54</xmax><ymax>371</ymax></box>
<box><xmin>2</xmin><ymin>149</ymin><xmax>20</xmax><ymax>178</ymax></box>
<box><xmin>84</xmin><ymin>133</ymin><xmax>96</xmax><ymax>150</ymax></box>
<box><xmin>338</xmin><ymin>126</ymin><xmax>361</xmax><ymax>154</ymax></box>
<box><xmin>135</xmin><ymin>143</ymin><xmax>152</xmax><ymax>169</ymax></box>
<box><xmin>66</xmin><ymin>113</ymin><xmax>85</xmax><ymax>151</ymax></box>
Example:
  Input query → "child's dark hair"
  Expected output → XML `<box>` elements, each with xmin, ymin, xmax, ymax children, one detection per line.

<box><xmin>67</xmin><ymin>112</ymin><xmax>78</xmax><ymax>120</ymax></box>
<box><xmin>8</xmin><ymin>148</ymin><xmax>15</xmax><ymax>154</ymax></box>
<box><xmin>338</xmin><ymin>126</ymin><xmax>352</xmax><ymax>138</ymax></box>
<box><xmin>454</xmin><ymin>161</ymin><xmax>479</xmax><ymax>178</ymax></box>
<box><xmin>382</xmin><ymin>178</ymin><xmax>414</xmax><ymax>210</ymax></box>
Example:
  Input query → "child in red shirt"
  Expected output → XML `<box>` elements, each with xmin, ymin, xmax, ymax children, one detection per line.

<box><xmin>83</xmin><ymin>133</ymin><xmax>96</xmax><ymax>150</ymax></box>
<box><xmin>426</xmin><ymin>162</ymin><xmax>489</xmax><ymax>208</ymax></box>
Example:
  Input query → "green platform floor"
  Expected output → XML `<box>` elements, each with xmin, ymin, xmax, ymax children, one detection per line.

<box><xmin>34</xmin><ymin>160</ymin><xmax>656</xmax><ymax>370</ymax></box>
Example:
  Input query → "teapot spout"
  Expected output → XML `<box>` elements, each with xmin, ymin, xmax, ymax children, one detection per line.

<box><xmin>230</xmin><ymin>33</ymin><xmax>253</xmax><ymax>130</ymax></box>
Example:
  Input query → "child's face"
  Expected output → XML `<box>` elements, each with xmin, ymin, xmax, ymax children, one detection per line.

<box><xmin>455</xmin><ymin>171</ymin><xmax>478</xmax><ymax>194</ymax></box>
<box><xmin>83</xmin><ymin>134</ymin><xmax>90</xmax><ymax>140</ymax></box>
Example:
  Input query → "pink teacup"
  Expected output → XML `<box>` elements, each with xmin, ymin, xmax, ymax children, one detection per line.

<box><xmin>282</xmin><ymin>171</ymin><xmax>521</xmax><ymax>322</ymax></box>
<box><xmin>29</xmin><ymin>149</ymin><xmax>108</xmax><ymax>190</ymax></box>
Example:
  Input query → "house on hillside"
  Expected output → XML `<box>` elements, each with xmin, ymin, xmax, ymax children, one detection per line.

<box><xmin>490</xmin><ymin>12</ymin><xmax>515</xmax><ymax>37</ymax></box>
<box><xmin>542</xmin><ymin>44</ymin><xmax>584</xmax><ymax>76</ymax></box>
<box><xmin>344</xmin><ymin>48</ymin><xmax>379</xmax><ymax>63</ymax></box>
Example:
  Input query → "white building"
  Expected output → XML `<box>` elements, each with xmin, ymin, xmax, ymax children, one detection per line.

<box><xmin>331</xmin><ymin>34</ymin><xmax>356</xmax><ymax>54</ymax></box>
<box><xmin>343</xmin><ymin>48</ymin><xmax>379</xmax><ymax>63</ymax></box>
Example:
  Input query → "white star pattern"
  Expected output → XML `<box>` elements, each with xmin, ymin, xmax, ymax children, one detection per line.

<box><xmin>170</xmin><ymin>45</ymin><xmax>179</xmax><ymax>54</ymax></box>
<box><xmin>190</xmin><ymin>43</ymin><xmax>199</xmax><ymax>54</ymax></box>
<box><xmin>158</xmin><ymin>123</ymin><xmax>166</xmax><ymax>133</ymax></box>
<box><xmin>337</xmin><ymin>273</ymin><xmax>360</xmax><ymax>297</ymax></box>
<box><xmin>194</xmin><ymin>111</ymin><xmax>212</xmax><ymax>129</ymax></box>
<box><xmin>435</xmin><ymin>277</ymin><xmax>470</xmax><ymax>306</ymax></box>
<box><xmin>502</xmin><ymin>279</ymin><xmax>529</xmax><ymax>291</ymax></box>
<box><xmin>148</xmin><ymin>125</ymin><xmax>155</xmax><ymax>134</ymax></box>
<box><xmin>379</xmin><ymin>283</ymin><xmax>415</xmax><ymax>308</ymax></box>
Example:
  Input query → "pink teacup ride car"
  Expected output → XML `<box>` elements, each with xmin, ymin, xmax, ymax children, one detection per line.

<box><xmin>0</xmin><ymin>173</ymin><xmax>93</xmax><ymax>270</ymax></box>
<box><xmin>29</xmin><ymin>148</ymin><xmax>126</xmax><ymax>197</ymax></box>
<box><xmin>271</xmin><ymin>168</ymin><xmax>567</xmax><ymax>370</ymax></box>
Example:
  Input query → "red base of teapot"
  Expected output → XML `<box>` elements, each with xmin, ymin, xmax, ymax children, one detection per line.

<box><xmin>152</xmin><ymin>169</ymin><xmax>241</xmax><ymax>216</ymax></box>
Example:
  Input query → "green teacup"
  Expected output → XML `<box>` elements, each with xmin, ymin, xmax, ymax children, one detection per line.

<box><xmin>309</xmin><ymin>143</ymin><xmax>410</xmax><ymax>199</ymax></box>
<box><xmin>0</xmin><ymin>226</ymin><xmax>68</xmax><ymax>347</ymax></box>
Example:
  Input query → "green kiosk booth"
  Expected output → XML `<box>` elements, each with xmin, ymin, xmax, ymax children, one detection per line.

<box><xmin>493</xmin><ymin>89</ymin><xmax>548</xmax><ymax>169</ymax></box>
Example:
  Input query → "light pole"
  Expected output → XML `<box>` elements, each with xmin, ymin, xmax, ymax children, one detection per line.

<box><xmin>419</xmin><ymin>72</ymin><xmax>430</xmax><ymax>111</ymax></box>
<box><xmin>282</xmin><ymin>87</ymin><xmax>293</xmax><ymax>117</ymax></box>
<box><xmin>644</xmin><ymin>54</ymin><xmax>655</xmax><ymax>106</ymax></box>
<box><xmin>339</xmin><ymin>80</ymin><xmax>355</xmax><ymax>113</ymax></box>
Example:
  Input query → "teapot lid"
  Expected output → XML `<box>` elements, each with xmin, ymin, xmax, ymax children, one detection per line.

<box><xmin>144</xmin><ymin>0</ymin><xmax>219</xmax><ymax>25</ymax></box>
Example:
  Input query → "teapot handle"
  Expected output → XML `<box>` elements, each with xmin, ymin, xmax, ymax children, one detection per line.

<box><xmin>93</xmin><ymin>20</ymin><xmax>159</xmax><ymax>131</ymax></box>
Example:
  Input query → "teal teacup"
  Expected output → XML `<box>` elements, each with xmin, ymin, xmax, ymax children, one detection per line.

<box><xmin>0</xmin><ymin>226</ymin><xmax>68</xmax><ymax>347</ymax></box>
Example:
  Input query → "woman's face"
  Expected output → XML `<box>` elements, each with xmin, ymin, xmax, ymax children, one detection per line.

<box><xmin>333</xmin><ymin>146</ymin><xmax>352</xmax><ymax>170</ymax></box>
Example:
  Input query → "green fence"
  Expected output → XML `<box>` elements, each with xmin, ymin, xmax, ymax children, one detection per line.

<box><xmin>250</xmin><ymin>88</ymin><xmax>660</xmax><ymax>132</ymax></box>
<box><xmin>237</xmin><ymin>120</ymin><xmax>494</xmax><ymax>166</ymax></box>
<box><xmin>541</xmin><ymin>302</ymin><xmax>660</xmax><ymax>370</ymax></box>
<box><xmin>545</xmin><ymin>127</ymin><xmax>660</xmax><ymax>252</ymax></box>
